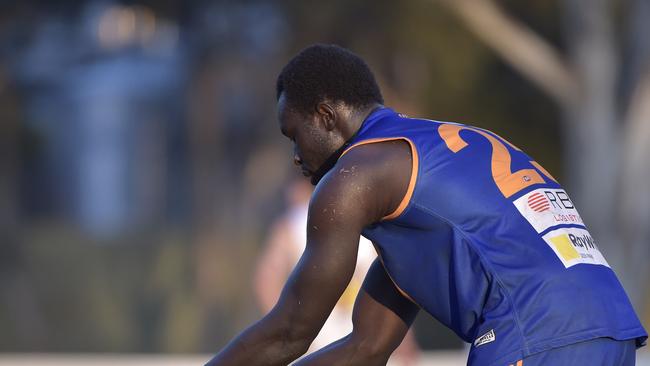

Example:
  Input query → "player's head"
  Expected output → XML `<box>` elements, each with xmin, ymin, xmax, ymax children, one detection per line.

<box><xmin>276</xmin><ymin>44</ymin><xmax>383</xmax><ymax>185</ymax></box>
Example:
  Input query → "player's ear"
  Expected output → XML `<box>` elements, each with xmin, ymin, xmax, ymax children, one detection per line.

<box><xmin>315</xmin><ymin>102</ymin><xmax>336</xmax><ymax>131</ymax></box>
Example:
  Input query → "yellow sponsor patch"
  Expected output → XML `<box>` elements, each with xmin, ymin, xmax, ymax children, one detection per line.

<box><xmin>549</xmin><ymin>234</ymin><xmax>580</xmax><ymax>261</ymax></box>
<box><xmin>542</xmin><ymin>227</ymin><xmax>610</xmax><ymax>268</ymax></box>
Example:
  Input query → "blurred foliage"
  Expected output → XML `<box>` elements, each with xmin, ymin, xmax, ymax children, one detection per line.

<box><xmin>0</xmin><ymin>224</ymin><xmax>192</xmax><ymax>351</ymax></box>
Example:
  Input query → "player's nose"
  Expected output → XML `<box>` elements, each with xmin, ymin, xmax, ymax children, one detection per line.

<box><xmin>293</xmin><ymin>146</ymin><xmax>302</xmax><ymax>166</ymax></box>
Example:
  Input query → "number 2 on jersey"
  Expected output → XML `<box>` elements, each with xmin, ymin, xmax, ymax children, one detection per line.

<box><xmin>438</xmin><ymin>124</ymin><xmax>556</xmax><ymax>198</ymax></box>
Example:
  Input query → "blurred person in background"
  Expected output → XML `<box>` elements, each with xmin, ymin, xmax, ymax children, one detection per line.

<box><xmin>206</xmin><ymin>44</ymin><xmax>646</xmax><ymax>366</ymax></box>
<box><xmin>253</xmin><ymin>178</ymin><xmax>419</xmax><ymax>365</ymax></box>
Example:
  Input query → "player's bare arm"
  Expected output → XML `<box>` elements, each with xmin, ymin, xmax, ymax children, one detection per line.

<box><xmin>205</xmin><ymin>138</ymin><xmax>412</xmax><ymax>366</ymax></box>
<box><xmin>294</xmin><ymin>259</ymin><xmax>420</xmax><ymax>366</ymax></box>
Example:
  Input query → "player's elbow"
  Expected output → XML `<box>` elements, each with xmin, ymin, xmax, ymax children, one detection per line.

<box><xmin>260</xmin><ymin>307</ymin><xmax>317</xmax><ymax>362</ymax></box>
<box><xmin>349</xmin><ymin>331</ymin><xmax>400</xmax><ymax>363</ymax></box>
<box><xmin>282</xmin><ymin>339</ymin><xmax>311</xmax><ymax>361</ymax></box>
<box><xmin>357</xmin><ymin>340</ymin><xmax>394</xmax><ymax>362</ymax></box>
<box><xmin>277</xmin><ymin>325</ymin><xmax>314</xmax><ymax>361</ymax></box>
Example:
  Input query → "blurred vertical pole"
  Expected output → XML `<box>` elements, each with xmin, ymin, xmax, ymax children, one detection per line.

<box><xmin>0</xmin><ymin>64</ymin><xmax>20</xmax><ymax>286</ymax></box>
<box><xmin>0</xmin><ymin>63</ymin><xmax>48</xmax><ymax>349</ymax></box>
<box><xmin>188</xmin><ymin>60</ymin><xmax>222</xmax><ymax>235</ymax></box>
<box><xmin>0</xmin><ymin>65</ymin><xmax>19</xmax><ymax>233</ymax></box>
<box><xmin>620</xmin><ymin>0</ymin><xmax>650</xmax><ymax>319</ymax></box>
<box><xmin>561</xmin><ymin>0</ymin><xmax>621</xmax><ymax>266</ymax></box>
<box><xmin>186</xmin><ymin>54</ymin><xmax>234</xmax><ymax>348</ymax></box>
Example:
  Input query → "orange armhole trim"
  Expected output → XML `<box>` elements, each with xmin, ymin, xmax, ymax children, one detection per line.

<box><xmin>340</xmin><ymin>137</ymin><xmax>419</xmax><ymax>221</ymax></box>
<box><xmin>374</xmin><ymin>247</ymin><xmax>420</xmax><ymax>306</ymax></box>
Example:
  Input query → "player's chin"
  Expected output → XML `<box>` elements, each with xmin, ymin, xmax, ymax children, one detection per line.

<box><xmin>309</xmin><ymin>173</ymin><xmax>322</xmax><ymax>186</ymax></box>
<box><xmin>298</xmin><ymin>168</ymin><xmax>319</xmax><ymax>185</ymax></box>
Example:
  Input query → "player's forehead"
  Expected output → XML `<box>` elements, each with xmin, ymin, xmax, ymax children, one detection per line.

<box><xmin>277</xmin><ymin>93</ymin><xmax>304</xmax><ymax>133</ymax></box>
<box><xmin>277</xmin><ymin>94</ymin><xmax>291</xmax><ymax>134</ymax></box>
<box><xmin>277</xmin><ymin>93</ymin><xmax>289</xmax><ymax>119</ymax></box>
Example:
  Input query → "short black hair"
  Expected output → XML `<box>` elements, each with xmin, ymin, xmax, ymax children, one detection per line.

<box><xmin>276</xmin><ymin>44</ymin><xmax>384</xmax><ymax>115</ymax></box>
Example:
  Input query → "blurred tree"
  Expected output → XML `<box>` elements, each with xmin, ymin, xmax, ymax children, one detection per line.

<box><xmin>436</xmin><ymin>0</ymin><xmax>650</xmax><ymax>315</ymax></box>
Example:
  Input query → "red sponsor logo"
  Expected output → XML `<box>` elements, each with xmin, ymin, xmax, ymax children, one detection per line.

<box><xmin>528</xmin><ymin>192</ymin><xmax>550</xmax><ymax>212</ymax></box>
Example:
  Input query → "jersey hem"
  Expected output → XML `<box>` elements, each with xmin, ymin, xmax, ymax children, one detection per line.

<box><xmin>479</xmin><ymin>326</ymin><xmax>648</xmax><ymax>366</ymax></box>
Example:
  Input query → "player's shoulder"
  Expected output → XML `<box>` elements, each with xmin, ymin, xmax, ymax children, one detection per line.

<box><xmin>332</xmin><ymin>138</ymin><xmax>412</xmax><ymax>188</ymax></box>
<box><xmin>343</xmin><ymin>137</ymin><xmax>411</xmax><ymax>160</ymax></box>
<box><xmin>310</xmin><ymin>140</ymin><xmax>413</xmax><ymax>224</ymax></box>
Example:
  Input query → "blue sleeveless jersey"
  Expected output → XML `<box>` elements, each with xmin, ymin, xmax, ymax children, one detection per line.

<box><xmin>341</xmin><ymin>108</ymin><xmax>647</xmax><ymax>365</ymax></box>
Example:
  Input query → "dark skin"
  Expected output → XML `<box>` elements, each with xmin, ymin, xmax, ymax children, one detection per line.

<box><xmin>205</xmin><ymin>95</ymin><xmax>418</xmax><ymax>366</ymax></box>
<box><xmin>293</xmin><ymin>260</ymin><xmax>420</xmax><ymax>365</ymax></box>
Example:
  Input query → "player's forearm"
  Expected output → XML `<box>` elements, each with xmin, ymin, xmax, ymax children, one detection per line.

<box><xmin>205</xmin><ymin>317</ymin><xmax>310</xmax><ymax>366</ymax></box>
<box><xmin>293</xmin><ymin>334</ymin><xmax>391</xmax><ymax>366</ymax></box>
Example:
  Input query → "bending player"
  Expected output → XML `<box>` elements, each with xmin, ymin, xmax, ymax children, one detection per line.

<box><xmin>206</xmin><ymin>44</ymin><xmax>647</xmax><ymax>366</ymax></box>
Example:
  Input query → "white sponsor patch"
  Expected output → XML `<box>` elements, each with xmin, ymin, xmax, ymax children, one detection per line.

<box><xmin>513</xmin><ymin>188</ymin><xmax>584</xmax><ymax>233</ymax></box>
<box><xmin>474</xmin><ymin>329</ymin><xmax>495</xmax><ymax>347</ymax></box>
<box><xmin>542</xmin><ymin>227</ymin><xmax>610</xmax><ymax>268</ymax></box>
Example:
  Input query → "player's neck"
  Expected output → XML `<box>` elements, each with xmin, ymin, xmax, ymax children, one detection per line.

<box><xmin>342</xmin><ymin>103</ymin><xmax>383</xmax><ymax>141</ymax></box>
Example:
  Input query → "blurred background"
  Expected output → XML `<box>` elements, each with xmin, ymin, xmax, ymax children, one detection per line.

<box><xmin>0</xmin><ymin>0</ymin><xmax>649</xmax><ymax>364</ymax></box>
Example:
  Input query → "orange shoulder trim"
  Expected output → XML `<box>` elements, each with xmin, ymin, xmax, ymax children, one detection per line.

<box><xmin>340</xmin><ymin>137</ymin><xmax>419</xmax><ymax>221</ymax></box>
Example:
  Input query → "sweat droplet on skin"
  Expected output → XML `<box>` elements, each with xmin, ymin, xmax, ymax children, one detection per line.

<box><xmin>338</xmin><ymin>165</ymin><xmax>357</xmax><ymax>176</ymax></box>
